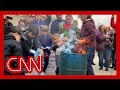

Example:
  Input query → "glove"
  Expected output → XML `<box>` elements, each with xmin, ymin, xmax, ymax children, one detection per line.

<box><xmin>34</xmin><ymin>48</ymin><xmax>40</xmax><ymax>58</ymax></box>
<box><xmin>64</xmin><ymin>48</ymin><xmax>71</xmax><ymax>54</ymax></box>
<box><xmin>45</xmin><ymin>46</ymin><xmax>51</xmax><ymax>50</ymax></box>
<box><xmin>64</xmin><ymin>45</ymin><xmax>74</xmax><ymax>54</ymax></box>
<box><xmin>30</xmin><ymin>49</ymin><xmax>36</xmax><ymax>54</ymax></box>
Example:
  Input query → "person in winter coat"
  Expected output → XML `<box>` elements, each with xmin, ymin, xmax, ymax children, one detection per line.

<box><xmin>104</xmin><ymin>26</ymin><xmax>114</xmax><ymax>71</ymax></box>
<box><xmin>60</xmin><ymin>15</ymin><xmax>77</xmax><ymax>44</ymax></box>
<box><xmin>4</xmin><ymin>26</ymin><xmax>25</xmax><ymax>75</ymax></box>
<box><xmin>21</xmin><ymin>25</ymin><xmax>44</xmax><ymax>61</ymax></box>
<box><xmin>50</xmin><ymin>15</ymin><xmax>64</xmax><ymax>34</ymax></box>
<box><xmin>78</xmin><ymin>15</ymin><xmax>96</xmax><ymax>75</ymax></box>
<box><xmin>110</xmin><ymin>15</ymin><xmax>116</xmax><ymax>70</ymax></box>
<box><xmin>39</xmin><ymin>25</ymin><xmax>52</xmax><ymax>73</ymax></box>
<box><xmin>96</xmin><ymin>25</ymin><xmax>106</xmax><ymax>70</ymax></box>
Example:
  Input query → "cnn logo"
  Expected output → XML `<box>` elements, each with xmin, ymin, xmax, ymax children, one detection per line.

<box><xmin>5</xmin><ymin>56</ymin><xmax>43</xmax><ymax>74</ymax></box>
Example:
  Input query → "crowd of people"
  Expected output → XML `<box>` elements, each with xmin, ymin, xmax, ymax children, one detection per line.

<box><xmin>4</xmin><ymin>14</ymin><xmax>116</xmax><ymax>75</ymax></box>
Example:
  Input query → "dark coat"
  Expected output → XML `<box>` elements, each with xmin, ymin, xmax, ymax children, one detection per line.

<box><xmin>4</xmin><ymin>35</ymin><xmax>22</xmax><ymax>74</ymax></box>
<box><xmin>21</xmin><ymin>32</ymin><xmax>41</xmax><ymax>60</ymax></box>
<box><xmin>50</xmin><ymin>19</ymin><xmax>64</xmax><ymax>34</ymax></box>
<box><xmin>96</xmin><ymin>30</ymin><xmax>106</xmax><ymax>52</ymax></box>
<box><xmin>80</xmin><ymin>19</ymin><xmax>96</xmax><ymax>48</ymax></box>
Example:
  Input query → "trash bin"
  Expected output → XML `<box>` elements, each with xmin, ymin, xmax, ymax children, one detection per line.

<box><xmin>59</xmin><ymin>52</ymin><xmax>87</xmax><ymax>75</ymax></box>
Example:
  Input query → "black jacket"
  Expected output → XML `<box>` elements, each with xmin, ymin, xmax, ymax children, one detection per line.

<box><xmin>4</xmin><ymin>35</ymin><xmax>22</xmax><ymax>74</ymax></box>
<box><xmin>21</xmin><ymin>32</ymin><xmax>41</xmax><ymax>59</ymax></box>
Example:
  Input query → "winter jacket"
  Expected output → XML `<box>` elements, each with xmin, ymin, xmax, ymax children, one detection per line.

<box><xmin>21</xmin><ymin>31</ymin><xmax>41</xmax><ymax>59</ymax></box>
<box><xmin>96</xmin><ymin>30</ymin><xmax>106</xmax><ymax>52</ymax></box>
<box><xmin>50</xmin><ymin>19</ymin><xmax>64</xmax><ymax>34</ymax></box>
<box><xmin>39</xmin><ymin>34</ymin><xmax>52</xmax><ymax>48</ymax></box>
<box><xmin>4</xmin><ymin>35</ymin><xmax>22</xmax><ymax>74</ymax></box>
<box><xmin>80</xmin><ymin>19</ymin><xmax>96</xmax><ymax>48</ymax></box>
<box><xmin>104</xmin><ymin>31</ymin><xmax>114</xmax><ymax>49</ymax></box>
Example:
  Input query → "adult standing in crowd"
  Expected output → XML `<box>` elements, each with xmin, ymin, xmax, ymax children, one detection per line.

<box><xmin>78</xmin><ymin>15</ymin><xmax>96</xmax><ymax>75</ymax></box>
<box><xmin>71</xmin><ymin>20</ymin><xmax>80</xmax><ymax>39</ymax></box>
<box><xmin>60</xmin><ymin>15</ymin><xmax>77</xmax><ymax>44</ymax></box>
<box><xmin>96</xmin><ymin>25</ymin><xmax>106</xmax><ymax>70</ymax></box>
<box><xmin>50</xmin><ymin>15</ymin><xmax>64</xmax><ymax>34</ymax></box>
<box><xmin>104</xmin><ymin>26</ymin><xmax>114</xmax><ymax>71</ymax></box>
<box><xmin>4</xmin><ymin>26</ymin><xmax>25</xmax><ymax>75</ymax></box>
<box><xmin>110</xmin><ymin>15</ymin><xmax>116</xmax><ymax>70</ymax></box>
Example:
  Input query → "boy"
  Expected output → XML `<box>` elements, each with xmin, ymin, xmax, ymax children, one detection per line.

<box><xmin>39</xmin><ymin>25</ymin><xmax>52</xmax><ymax>73</ymax></box>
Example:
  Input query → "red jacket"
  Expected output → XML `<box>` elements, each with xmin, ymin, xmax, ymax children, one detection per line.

<box><xmin>110</xmin><ymin>17</ymin><xmax>116</xmax><ymax>29</ymax></box>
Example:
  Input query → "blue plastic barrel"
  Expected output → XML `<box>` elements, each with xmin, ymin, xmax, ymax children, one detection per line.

<box><xmin>59</xmin><ymin>52</ymin><xmax>87</xmax><ymax>75</ymax></box>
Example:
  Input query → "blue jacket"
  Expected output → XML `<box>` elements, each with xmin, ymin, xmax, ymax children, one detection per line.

<box><xmin>50</xmin><ymin>19</ymin><xmax>64</xmax><ymax>34</ymax></box>
<box><xmin>39</xmin><ymin>34</ymin><xmax>52</xmax><ymax>48</ymax></box>
<box><xmin>29</xmin><ymin>16</ymin><xmax>51</xmax><ymax>27</ymax></box>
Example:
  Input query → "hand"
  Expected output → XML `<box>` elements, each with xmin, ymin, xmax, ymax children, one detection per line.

<box><xmin>46</xmin><ymin>46</ymin><xmax>51</xmax><ymax>50</ymax></box>
<box><xmin>78</xmin><ymin>39</ymin><xmax>86</xmax><ymax>44</ymax></box>
<box><xmin>57</xmin><ymin>41</ymin><xmax>65</xmax><ymax>47</ymax></box>
<box><xmin>63</xmin><ymin>37</ymin><xmax>68</xmax><ymax>42</ymax></box>
<box><xmin>34</xmin><ymin>48</ymin><xmax>40</xmax><ymax>58</ymax></box>
<box><xmin>105</xmin><ymin>35</ymin><xmax>110</xmax><ymax>39</ymax></box>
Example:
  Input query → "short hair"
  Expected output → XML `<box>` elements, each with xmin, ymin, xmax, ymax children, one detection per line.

<box><xmin>41</xmin><ymin>25</ymin><xmax>49</xmax><ymax>33</ymax></box>
<box><xmin>65</xmin><ymin>15</ymin><xmax>73</xmax><ymax>19</ymax></box>
<box><xmin>29</xmin><ymin>25</ymin><xmax>39</xmax><ymax>36</ymax></box>
<box><xmin>98</xmin><ymin>25</ymin><xmax>104</xmax><ymax>31</ymax></box>
<box><xmin>52</xmin><ymin>33</ymin><xmax>60</xmax><ymax>40</ymax></box>
<box><xmin>87</xmin><ymin>15</ymin><xmax>92</xmax><ymax>19</ymax></box>
<box><xmin>22</xmin><ymin>18</ymin><xmax>29</xmax><ymax>27</ymax></box>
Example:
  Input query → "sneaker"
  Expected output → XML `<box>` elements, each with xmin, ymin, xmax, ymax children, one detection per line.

<box><xmin>114</xmin><ymin>68</ymin><xmax>116</xmax><ymax>70</ymax></box>
<box><xmin>110</xmin><ymin>66</ymin><xmax>114</xmax><ymax>68</ymax></box>
<box><xmin>99</xmin><ymin>68</ymin><xmax>103</xmax><ymax>70</ymax></box>
<box><xmin>105</xmin><ymin>68</ymin><xmax>109</xmax><ymax>71</ymax></box>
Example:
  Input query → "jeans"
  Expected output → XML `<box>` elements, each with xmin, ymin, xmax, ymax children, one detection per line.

<box><xmin>104</xmin><ymin>45</ymin><xmax>112</xmax><ymax>69</ymax></box>
<box><xmin>98</xmin><ymin>51</ymin><xmax>104</xmax><ymax>68</ymax></box>
<box><xmin>112</xmin><ymin>48</ymin><xmax>116</xmax><ymax>68</ymax></box>
<box><xmin>86</xmin><ymin>47</ymin><xmax>95</xmax><ymax>75</ymax></box>
<box><xmin>43</xmin><ymin>58</ymin><xmax>49</xmax><ymax>73</ymax></box>
<box><xmin>43</xmin><ymin>49</ymin><xmax>51</xmax><ymax>73</ymax></box>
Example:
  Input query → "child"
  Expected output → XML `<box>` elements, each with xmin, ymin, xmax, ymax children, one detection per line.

<box><xmin>52</xmin><ymin>33</ymin><xmax>67</xmax><ymax>75</ymax></box>
<box><xmin>39</xmin><ymin>25</ymin><xmax>52</xmax><ymax>73</ymax></box>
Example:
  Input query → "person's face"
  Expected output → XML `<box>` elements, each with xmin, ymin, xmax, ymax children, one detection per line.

<box><xmin>42</xmin><ymin>31</ymin><xmax>48</xmax><ymax>35</ymax></box>
<box><xmin>28</xmin><ymin>32</ymin><xmax>37</xmax><ymax>39</ymax></box>
<box><xmin>65</xmin><ymin>16</ymin><xmax>73</xmax><ymax>24</ymax></box>
<box><xmin>35</xmin><ymin>15</ymin><xmax>42</xmax><ymax>21</ymax></box>
<box><xmin>79</xmin><ymin>15</ymin><xmax>88</xmax><ymax>22</ymax></box>
<box><xmin>19</xmin><ymin>21</ymin><xmax>24</xmax><ymax>26</ymax></box>
<box><xmin>105</xmin><ymin>27</ymin><xmax>110</xmax><ymax>32</ymax></box>
<box><xmin>41</xmin><ymin>15</ymin><xmax>47</xmax><ymax>20</ymax></box>
<box><xmin>101</xmin><ymin>25</ymin><xmax>106</xmax><ymax>32</ymax></box>
<box><xmin>56</xmin><ymin>15</ymin><xmax>62</xmax><ymax>20</ymax></box>
<box><xmin>53</xmin><ymin>36</ymin><xmax>60</xmax><ymax>44</ymax></box>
